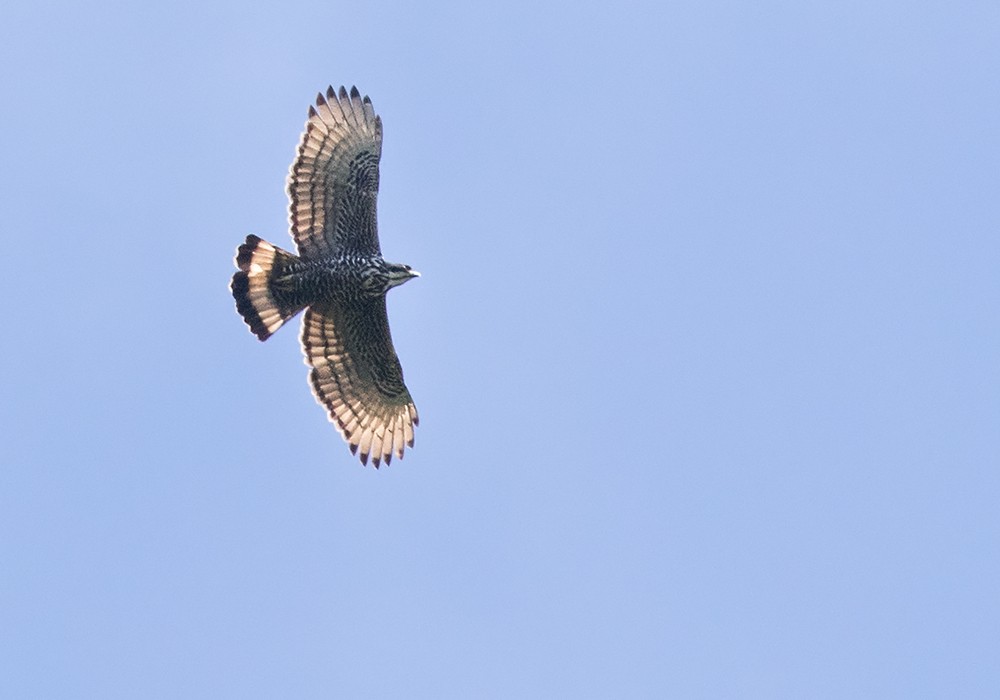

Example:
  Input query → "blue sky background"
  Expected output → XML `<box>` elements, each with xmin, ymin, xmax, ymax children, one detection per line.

<box><xmin>2</xmin><ymin>1</ymin><xmax>999</xmax><ymax>697</ymax></box>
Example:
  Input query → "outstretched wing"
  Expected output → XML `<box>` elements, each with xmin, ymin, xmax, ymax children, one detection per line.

<box><xmin>301</xmin><ymin>299</ymin><xmax>418</xmax><ymax>467</ymax></box>
<box><xmin>287</xmin><ymin>86</ymin><xmax>383</xmax><ymax>259</ymax></box>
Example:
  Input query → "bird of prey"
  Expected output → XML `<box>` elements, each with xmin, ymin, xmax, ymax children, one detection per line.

<box><xmin>231</xmin><ymin>86</ymin><xmax>419</xmax><ymax>468</ymax></box>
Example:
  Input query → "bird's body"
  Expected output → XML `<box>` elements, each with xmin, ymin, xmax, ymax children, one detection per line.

<box><xmin>268</xmin><ymin>254</ymin><xmax>415</xmax><ymax>307</ymax></box>
<box><xmin>230</xmin><ymin>86</ymin><xmax>419</xmax><ymax>468</ymax></box>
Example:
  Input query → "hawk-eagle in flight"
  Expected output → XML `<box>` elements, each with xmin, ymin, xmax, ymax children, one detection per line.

<box><xmin>231</xmin><ymin>86</ymin><xmax>419</xmax><ymax>468</ymax></box>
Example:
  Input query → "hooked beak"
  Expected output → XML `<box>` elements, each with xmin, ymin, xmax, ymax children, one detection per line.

<box><xmin>387</xmin><ymin>267</ymin><xmax>420</xmax><ymax>290</ymax></box>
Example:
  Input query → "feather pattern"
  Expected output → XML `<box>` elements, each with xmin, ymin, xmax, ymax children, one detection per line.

<box><xmin>287</xmin><ymin>86</ymin><xmax>383</xmax><ymax>259</ymax></box>
<box><xmin>231</xmin><ymin>86</ymin><xmax>419</xmax><ymax>467</ymax></box>
<box><xmin>302</xmin><ymin>300</ymin><xmax>417</xmax><ymax>467</ymax></box>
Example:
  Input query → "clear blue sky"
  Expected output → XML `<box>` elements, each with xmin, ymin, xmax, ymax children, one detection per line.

<box><xmin>2</xmin><ymin>1</ymin><xmax>998</xmax><ymax>697</ymax></box>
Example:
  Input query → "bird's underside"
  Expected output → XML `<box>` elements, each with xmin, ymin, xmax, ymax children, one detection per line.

<box><xmin>230</xmin><ymin>86</ymin><xmax>418</xmax><ymax>468</ymax></box>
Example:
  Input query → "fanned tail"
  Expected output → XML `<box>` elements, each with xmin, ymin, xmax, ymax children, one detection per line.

<box><xmin>230</xmin><ymin>235</ymin><xmax>304</xmax><ymax>341</ymax></box>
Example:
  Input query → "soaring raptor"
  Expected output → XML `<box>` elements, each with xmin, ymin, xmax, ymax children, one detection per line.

<box><xmin>231</xmin><ymin>86</ymin><xmax>419</xmax><ymax>468</ymax></box>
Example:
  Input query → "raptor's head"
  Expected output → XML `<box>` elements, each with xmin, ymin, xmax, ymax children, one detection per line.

<box><xmin>363</xmin><ymin>260</ymin><xmax>420</xmax><ymax>295</ymax></box>
<box><xmin>387</xmin><ymin>262</ymin><xmax>420</xmax><ymax>288</ymax></box>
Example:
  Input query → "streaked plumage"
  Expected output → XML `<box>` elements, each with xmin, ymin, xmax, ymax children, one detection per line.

<box><xmin>231</xmin><ymin>86</ymin><xmax>419</xmax><ymax>468</ymax></box>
